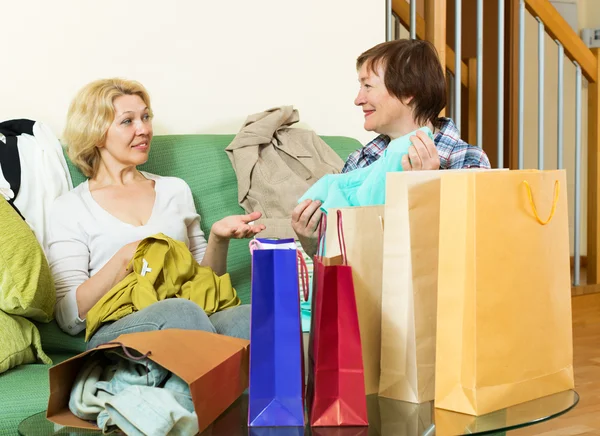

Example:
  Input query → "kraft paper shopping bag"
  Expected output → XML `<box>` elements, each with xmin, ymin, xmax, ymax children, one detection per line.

<box><xmin>47</xmin><ymin>329</ymin><xmax>250</xmax><ymax>434</ymax></box>
<box><xmin>378</xmin><ymin>171</ymin><xmax>445</xmax><ymax>403</ymax></box>
<box><xmin>435</xmin><ymin>169</ymin><xmax>574</xmax><ymax>415</ymax></box>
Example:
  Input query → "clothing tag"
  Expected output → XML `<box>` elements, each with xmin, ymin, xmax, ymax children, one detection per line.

<box><xmin>0</xmin><ymin>133</ymin><xmax>5</xmax><ymax>144</ymax></box>
<box><xmin>0</xmin><ymin>187</ymin><xmax>14</xmax><ymax>201</ymax></box>
<box><xmin>141</xmin><ymin>258</ymin><xmax>152</xmax><ymax>276</ymax></box>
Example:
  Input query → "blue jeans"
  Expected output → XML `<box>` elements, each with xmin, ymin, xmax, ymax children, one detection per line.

<box><xmin>87</xmin><ymin>299</ymin><xmax>250</xmax><ymax>350</ymax></box>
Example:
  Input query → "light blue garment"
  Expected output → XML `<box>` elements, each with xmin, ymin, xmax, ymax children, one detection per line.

<box><xmin>355</xmin><ymin>127</ymin><xmax>434</xmax><ymax>204</ymax></box>
<box><xmin>94</xmin><ymin>349</ymin><xmax>197</xmax><ymax>435</ymax></box>
<box><xmin>296</xmin><ymin>167</ymin><xmax>365</xmax><ymax>210</ymax></box>
<box><xmin>99</xmin><ymin>373</ymin><xmax>198</xmax><ymax>436</ymax></box>
<box><xmin>94</xmin><ymin>349</ymin><xmax>169</xmax><ymax>431</ymax></box>
<box><xmin>294</xmin><ymin>241</ymin><xmax>313</xmax><ymax>333</ymax></box>
<box><xmin>298</xmin><ymin>127</ymin><xmax>433</xmax><ymax>211</ymax></box>
<box><xmin>301</xmin><ymin>295</ymin><xmax>312</xmax><ymax>333</ymax></box>
<box><xmin>102</xmin><ymin>384</ymin><xmax>198</xmax><ymax>436</ymax></box>
<box><xmin>94</xmin><ymin>349</ymin><xmax>170</xmax><ymax>395</ymax></box>
<box><xmin>69</xmin><ymin>345</ymin><xmax>199</xmax><ymax>435</ymax></box>
<box><xmin>68</xmin><ymin>355</ymin><xmax>115</xmax><ymax>421</ymax></box>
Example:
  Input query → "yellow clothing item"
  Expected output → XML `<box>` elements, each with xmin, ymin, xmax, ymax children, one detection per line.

<box><xmin>85</xmin><ymin>233</ymin><xmax>240</xmax><ymax>340</ymax></box>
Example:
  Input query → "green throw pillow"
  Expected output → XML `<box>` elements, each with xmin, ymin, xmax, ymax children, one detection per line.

<box><xmin>0</xmin><ymin>310</ymin><xmax>52</xmax><ymax>374</ymax></box>
<box><xmin>0</xmin><ymin>198</ymin><xmax>55</xmax><ymax>322</ymax></box>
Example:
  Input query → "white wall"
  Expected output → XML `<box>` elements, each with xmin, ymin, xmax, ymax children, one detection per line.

<box><xmin>0</xmin><ymin>0</ymin><xmax>384</xmax><ymax>145</ymax></box>
<box><xmin>580</xmin><ymin>0</ymin><xmax>600</xmax><ymax>29</ymax></box>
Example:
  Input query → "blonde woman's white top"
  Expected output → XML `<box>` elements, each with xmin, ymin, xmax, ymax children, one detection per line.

<box><xmin>46</xmin><ymin>172</ymin><xmax>208</xmax><ymax>335</ymax></box>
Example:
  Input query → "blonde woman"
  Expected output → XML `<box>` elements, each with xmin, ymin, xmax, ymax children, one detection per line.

<box><xmin>47</xmin><ymin>78</ymin><xmax>263</xmax><ymax>349</ymax></box>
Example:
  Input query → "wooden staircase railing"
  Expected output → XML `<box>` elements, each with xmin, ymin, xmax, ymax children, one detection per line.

<box><xmin>392</xmin><ymin>0</ymin><xmax>468</xmax><ymax>87</ymax></box>
<box><xmin>392</xmin><ymin>0</ymin><xmax>600</xmax><ymax>292</ymax></box>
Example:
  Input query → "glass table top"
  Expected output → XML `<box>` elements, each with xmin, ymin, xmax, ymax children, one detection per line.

<box><xmin>19</xmin><ymin>390</ymin><xmax>578</xmax><ymax>436</ymax></box>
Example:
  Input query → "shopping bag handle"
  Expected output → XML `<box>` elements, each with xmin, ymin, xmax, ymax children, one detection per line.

<box><xmin>297</xmin><ymin>252</ymin><xmax>309</xmax><ymax>302</ymax></box>
<box><xmin>101</xmin><ymin>342</ymin><xmax>152</xmax><ymax>386</ymax></box>
<box><xmin>317</xmin><ymin>212</ymin><xmax>327</xmax><ymax>257</ymax></box>
<box><xmin>316</xmin><ymin>211</ymin><xmax>348</xmax><ymax>265</ymax></box>
<box><xmin>336</xmin><ymin>210</ymin><xmax>348</xmax><ymax>266</ymax></box>
<box><xmin>248</xmin><ymin>239</ymin><xmax>260</xmax><ymax>253</ymax></box>
<box><xmin>523</xmin><ymin>180</ymin><xmax>560</xmax><ymax>225</ymax></box>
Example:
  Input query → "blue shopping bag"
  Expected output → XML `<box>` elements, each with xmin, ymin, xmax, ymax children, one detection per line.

<box><xmin>248</xmin><ymin>238</ymin><xmax>309</xmax><ymax>427</ymax></box>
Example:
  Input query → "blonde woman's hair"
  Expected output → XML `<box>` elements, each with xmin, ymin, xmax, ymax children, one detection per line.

<box><xmin>63</xmin><ymin>78</ymin><xmax>152</xmax><ymax>178</ymax></box>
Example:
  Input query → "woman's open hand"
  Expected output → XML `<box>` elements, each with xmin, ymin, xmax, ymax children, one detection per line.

<box><xmin>210</xmin><ymin>211</ymin><xmax>265</xmax><ymax>242</ymax></box>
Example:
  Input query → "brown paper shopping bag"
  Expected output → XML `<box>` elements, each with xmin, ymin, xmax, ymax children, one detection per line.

<box><xmin>435</xmin><ymin>169</ymin><xmax>574</xmax><ymax>416</ymax></box>
<box><xmin>47</xmin><ymin>329</ymin><xmax>250</xmax><ymax>433</ymax></box>
<box><xmin>378</xmin><ymin>171</ymin><xmax>445</xmax><ymax>403</ymax></box>
<box><xmin>325</xmin><ymin>205</ymin><xmax>385</xmax><ymax>395</ymax></box>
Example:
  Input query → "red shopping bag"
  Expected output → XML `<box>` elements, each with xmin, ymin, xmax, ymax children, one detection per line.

<box><xmin>307</xmin><ymin>210</ymin><xmax>369</xmax><ymax>427</ymax></box>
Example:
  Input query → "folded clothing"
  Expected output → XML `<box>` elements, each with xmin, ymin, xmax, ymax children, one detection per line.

<box><xmin>298</xmin><ymin>127</ymin><xmax>433</xmax><ymax>211</ymax></box>
<box><xmin>69</xmin><ymin>347</ymin><xmax>198</xmax><ymax>435</ymax></box>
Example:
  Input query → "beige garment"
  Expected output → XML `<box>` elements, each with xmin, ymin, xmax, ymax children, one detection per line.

<box><xmin>225</xmin><ymin>106</ymin><xmax>344</xmax><ymax>239</ymax></box>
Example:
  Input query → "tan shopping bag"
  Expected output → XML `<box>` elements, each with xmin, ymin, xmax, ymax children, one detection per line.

<box><xmin>435</xmin><ymin>169</ymin><xmax>574</xmax><ymax>416</ymax></box>
<box><xmin>378</xmin><ymin>171</ymin><xmax>445</xmax><ymax>403</ymax></box>
<box><xmin>325</xmin><ymin>205</ymin><xmax>385</xmax><ymax>395</ymax></box>
<box><xmin>47</xmin><ymin>329</ymin><xmax>249</xmax><ymax>433</ymax></box>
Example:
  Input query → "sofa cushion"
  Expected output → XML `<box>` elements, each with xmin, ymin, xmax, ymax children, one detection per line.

<box><xmin>35</xmin><ymin>320</ymin><xmax>86</xmax><ymax>357</ymax></box>
<box><xmin>0</xmin><ymin>197</ymin><xmax>55</xmax><ymax>322</ymax></box>
<box><xmin>0</xmin><ymin>311</ymin><xmax>52</xmax><ymax>374</ymax></box>
<box><xmin>0</xmin><ymin>363</ymin><xmax>51</xmax><ymax>431</ymax></box>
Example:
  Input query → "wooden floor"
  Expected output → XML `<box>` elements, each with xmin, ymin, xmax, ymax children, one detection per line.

<box><xmin>512</xmin><ymin>293</ymin><xmax>600</xmax><ymax>435</ymax></box>
<box><xmin>571</xmin><ymin>263</ymin><xmax>600</xmax><ymax>297</ymax></box>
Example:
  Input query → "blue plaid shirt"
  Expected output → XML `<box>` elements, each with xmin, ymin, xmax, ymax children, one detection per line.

<box><xmin>342</xmin><ymin>117</ymin><xmax>491</xmax><ymax>173</ymax></box>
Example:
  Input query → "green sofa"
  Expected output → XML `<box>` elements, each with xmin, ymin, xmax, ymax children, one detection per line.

<box><xmin>0</xmin><ymin>133</ymin><xmax>361</xmax><ymax>434</ymax></box>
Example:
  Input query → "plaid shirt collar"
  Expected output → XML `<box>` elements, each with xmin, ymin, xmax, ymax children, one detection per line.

<box><xmin>342</xmin><ymin>117</ymin><xmax>489</xmax><ymax>172</ymax></box>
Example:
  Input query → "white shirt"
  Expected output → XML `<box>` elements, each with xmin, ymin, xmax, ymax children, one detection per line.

<box><xmin>0</xmin><ymin>121</ymin><xmax>73</xmax><ymax>249</ymax></box>
<box><xmin>46</xmin><ymin>172</ymin><xmax>208</xmax><ymax>335</ymax></box>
